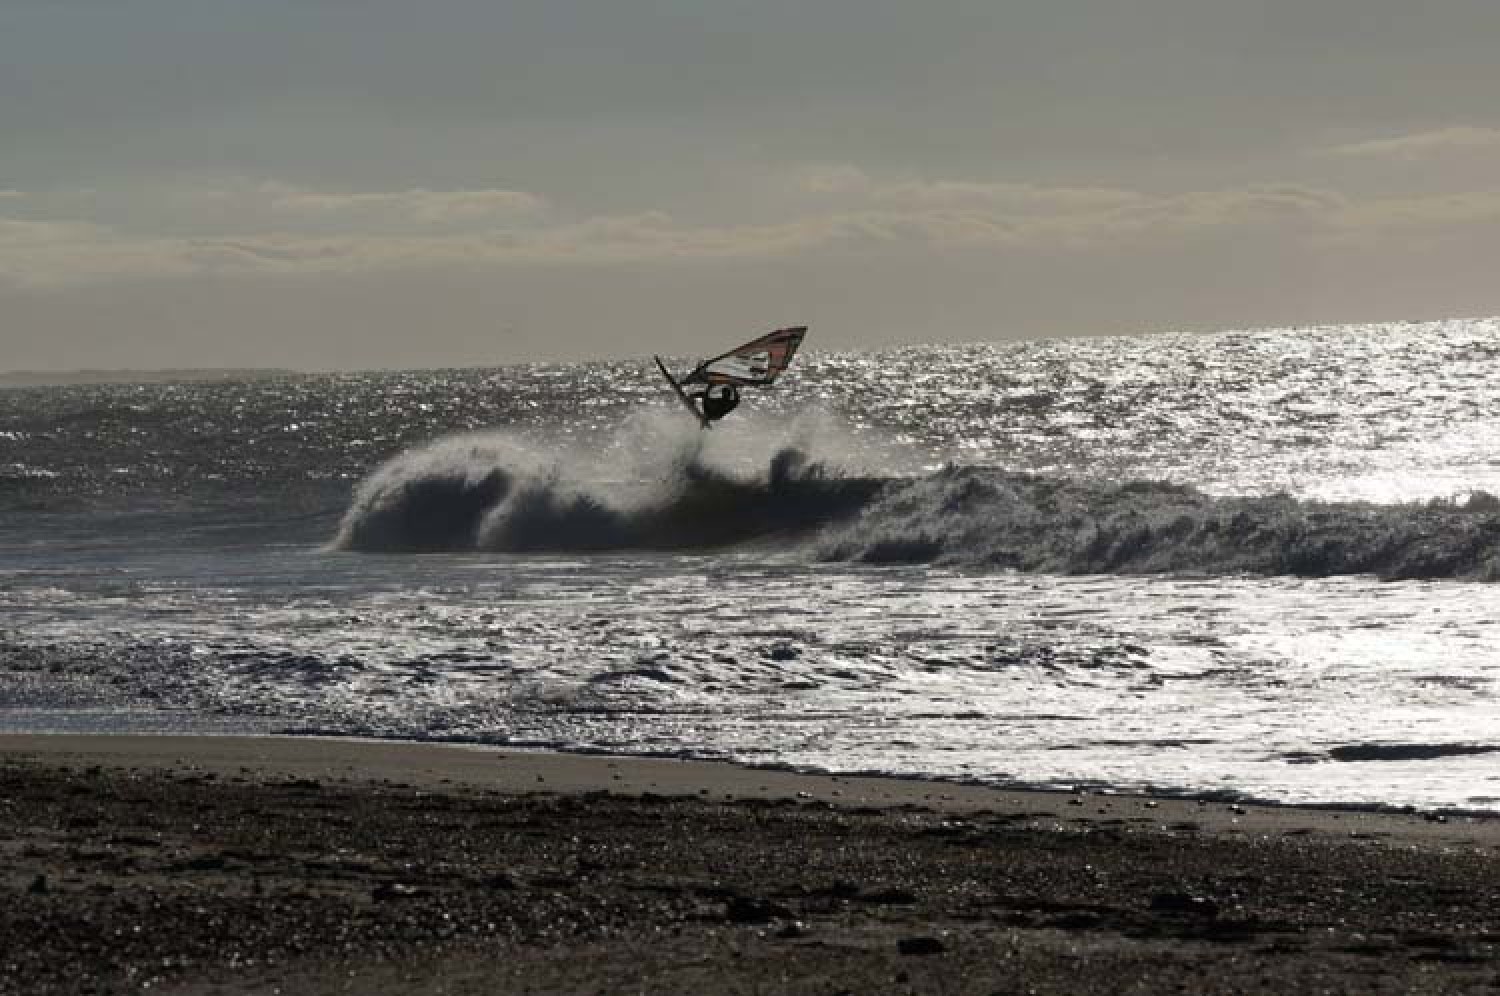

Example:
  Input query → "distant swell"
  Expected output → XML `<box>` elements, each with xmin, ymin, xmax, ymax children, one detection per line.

<box><xmin>335</xmin><ymin>435</ymin><xmax>1500</xmax><ymax>580</ymax></box>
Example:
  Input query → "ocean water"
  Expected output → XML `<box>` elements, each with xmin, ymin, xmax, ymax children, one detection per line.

<box><xmin>3</xmin><ymin>318</ymin><xmax>1500</xmax><ymax>811</ymax></box>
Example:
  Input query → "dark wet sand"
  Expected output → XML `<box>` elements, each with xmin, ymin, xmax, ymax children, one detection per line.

<box><xmin>2</xmin><ymin>735</ymin><xmax>1498</xmax><ymax>995</ymax></box>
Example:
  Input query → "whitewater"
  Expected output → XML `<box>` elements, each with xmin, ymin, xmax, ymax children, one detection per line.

<box><xmin>3</xmin><ymin>318</ymin><xmax>1499</xmax><ymax>811</ymax></box>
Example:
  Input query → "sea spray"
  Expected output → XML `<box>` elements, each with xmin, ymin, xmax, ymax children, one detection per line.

<box><xmin>332</xmin><ymin>409</ymin><xmax>885</xmax><ymax>553</ymax></box>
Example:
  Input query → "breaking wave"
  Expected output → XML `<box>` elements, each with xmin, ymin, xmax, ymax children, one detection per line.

<box><xmin>817</xmin><ymin>467</ymin><xmax>1500</xmax><ymax>581</ymax></box>
<box><xmin>334</xmin><ymin>416</ymin><xmax>1500</xmax><ymax>581</ymax></box>
<box><xmin>332</xmin><ymin>412</ymin><xmax>887</xmax><ymax>554</ymax></box>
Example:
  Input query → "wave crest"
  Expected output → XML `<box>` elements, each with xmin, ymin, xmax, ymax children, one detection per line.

<box><xmin>817</xmin><ymin>467</ymin><xmax>1500</xmax><ymax>581</ymax></box>
<box><xmin>332</xmin><ymin>419</ymin><xmax>884</xmax><ymax>553</ymax></box>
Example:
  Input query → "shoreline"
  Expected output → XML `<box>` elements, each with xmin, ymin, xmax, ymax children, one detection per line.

<box><xmin>4</xmin><ymin>733</ymin><xmax>1499</xmax><ymax>994</ymax></box>
<box><xmin>3</xmin><ymin>732</ymin><xmax>1495</xmax><ymax>839</ymax></box>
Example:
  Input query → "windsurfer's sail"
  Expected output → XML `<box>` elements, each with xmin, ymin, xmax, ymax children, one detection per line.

<box><xmin>680</xmin><ymin>326</ymin><xmax>807</xmax><ymax>387</ymax></box>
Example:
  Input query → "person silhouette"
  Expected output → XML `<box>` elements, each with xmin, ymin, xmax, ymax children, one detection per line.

<box><xmin>693</xmin><ymin>383</ymin><xmax>741</xmax><ymax>422</ymax></box>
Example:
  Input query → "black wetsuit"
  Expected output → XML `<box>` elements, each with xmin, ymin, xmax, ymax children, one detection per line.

<box><xmin>697</xmin><ymin>384</ymin><xmax>740</xmax><ymax>422</ymax></box>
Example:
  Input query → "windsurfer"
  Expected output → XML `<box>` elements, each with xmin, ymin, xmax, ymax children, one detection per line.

<box><xmin>655</xmin><ymin>326</ymin><xmax>805</xmax><ymax>427</ymax></box>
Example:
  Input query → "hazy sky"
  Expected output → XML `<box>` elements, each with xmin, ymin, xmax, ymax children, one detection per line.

<box><xmin>5</xmin><ymin>0</ymin><xmax>1500</xmax><ymax>370</ymax></box>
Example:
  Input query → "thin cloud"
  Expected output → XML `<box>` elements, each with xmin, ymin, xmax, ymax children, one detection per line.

<box><xmin>792</xmin><ymin>164</ymin><xmax>1142</xmax><ymax>213</ymax></box>
<box><xmin>1337</xmin><ymin>191</ymin><xmax>1500</xmax><ymax>232</ymax></box>
<box><xmin>1323</xmin><ymin>126</ymin><xmax>1500</xmax><ymax>160</ymax></box>
<box><xmin>0</xmin><ymin>217</ymin><xmax>109</xmax><ymax>245</ymax></box>
<box><xmin>267</xmin><ymin>186</ymin><xmax>550</xmax><ymax>225</ymax></box>
<box><xmin>5</xmin><ymin>179</ymin><xmax>1500</xmax><ymax>288</ymax></box>
<box><xmin>1092</xmin><ymin>186</ymin><xmax>1347</xmax><ymax>238</ymax></box>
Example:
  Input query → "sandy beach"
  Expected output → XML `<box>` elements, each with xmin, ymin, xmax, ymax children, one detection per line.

<box><xmin>0</xmin><ymin>735</ymin><xmax>1496</xmax><ymax>995</ymax></box>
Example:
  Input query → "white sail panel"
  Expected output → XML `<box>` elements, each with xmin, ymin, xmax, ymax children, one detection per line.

<box><xmin>683</xmin><ymin>326</ymin><xmax>807</xmax><ymax>387</ymax></box>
